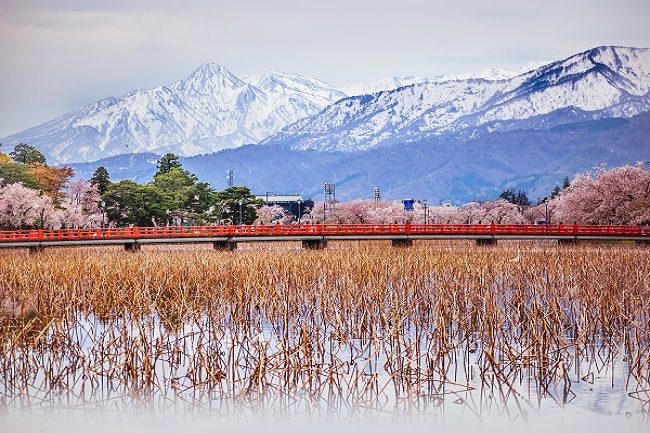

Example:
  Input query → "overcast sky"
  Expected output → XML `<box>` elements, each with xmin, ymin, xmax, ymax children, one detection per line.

<box><xmin>1</xmin><ymin>0</ymin><xmax>649</xmax><ymax>137</ymax></box>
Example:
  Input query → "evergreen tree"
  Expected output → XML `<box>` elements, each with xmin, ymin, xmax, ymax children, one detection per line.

<box><xmin>499</xmin><ymin>189</ymin><xmax>530</xmax><ymax>206</ymax></box>
<box><xmin>550</xmin><ymin>185</ymin><xmax>562</xmax><ymax>198</ymax></box>
<box><xmin>0</xmin><ymin>163</ymin><xmax>40</xmax><ymax>189</ymax></box>
<box><xmin>499</xmin><ymin>188</ymin><xmax>516</xmax><ymax>203</ymax></box>
<box><xmin>155</xmin><ymin>153</ymin><xmax>182</xmax><ymax>177</ymax></box>
<box><xmin>562</xmin><ymin>176</ymin><xmax>571</xmax><ymax>190</ymax></box>
<box><xmin>102</xmin><ymin>180</ymin><xmax>170</xmax><ymax>227</ymax></box>
<box><xmin>9</xmin><ymin>143</ymin><xmax>46</xmax><ymax>165</ymax></box>
<box><xmin>90</xmin><ymin>166</ymin><xmax>111</xmax><ymax>195</ymax></box>
<box><xmin>514</xmin><ymin>190</ymin><xmax>530</xmax><ymax>206</ymax></box>
<box><xmin>215</xmin><ymin>186</ymin><xmax>264</xmax><ymax>224</ymax></box>
<box><xmin>152</xmin><ymin>166</ymin><xmax>210</xmax><ymax>225</ymax></box>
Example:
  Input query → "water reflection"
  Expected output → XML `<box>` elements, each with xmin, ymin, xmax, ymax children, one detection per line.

<box><xmin>0</xmin><ymin>312</ymin><xmax>647</xmax><ymax>428</ymax></box>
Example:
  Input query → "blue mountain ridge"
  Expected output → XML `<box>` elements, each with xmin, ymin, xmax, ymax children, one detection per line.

<box><xmin>68</xmin><ymin>111</ymin><xmax>650</xmax><ymax>203</ymax></box>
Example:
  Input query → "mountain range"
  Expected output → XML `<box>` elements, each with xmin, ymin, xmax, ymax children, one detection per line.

<box><xmin>3</xmin><ymin>45</ymin><xmax>650</xmax><ymax>203</ymax></box>
<box><xmin>68</xmin><ymin>112</ymin><xmax>650</xmax><ymax>203</ymax></box>
<box><xmin>1</xmin><ymin>58</ymin><xmax>559</xmax><ymax>164</ymax></box>
<box><xmin>1</xmin><ymin>65</ymin><xmax>347</xmax><ymax>163</ymax></box>
<box><xmin>265</xmin><ymin>46</ymin><xmax>650</xmax><ymax>151</ymax></box>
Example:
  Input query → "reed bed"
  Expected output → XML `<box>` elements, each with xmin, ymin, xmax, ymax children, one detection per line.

<box><xmin>0</xmin><ymin>241</ymin><xmax>648</xmax><ymax>422</ymax></box>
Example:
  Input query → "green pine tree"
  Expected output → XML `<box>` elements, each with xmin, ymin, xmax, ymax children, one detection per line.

<box><xmin>90</xmin><ymin>166</ymin><xmax>111</xmax><ymax>195</ymax></box>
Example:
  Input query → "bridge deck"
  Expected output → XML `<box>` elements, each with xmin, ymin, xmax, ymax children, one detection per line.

<box><xmin>0</xmin><ymin>224</ymin><xmax>648</xmax><ymax>250</ymax></box>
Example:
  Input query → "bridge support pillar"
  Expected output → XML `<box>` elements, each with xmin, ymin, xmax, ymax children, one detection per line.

<box><xmin>213</xmin><ymin>241</ymin><xmax>237</xmax><ymax>251</ymax></box>
<box><xmin>302</xmin><ymin>239</ymin><xmax>327</xmax><ymax>250</ymax></box>
<box><xmin>558</xmin><ymin>238</ymin><xmax>578</xmax><ymax>245</ymax></box>
<box><xmin>124</xmin><ymin>242</ymin><xmax>141</xmax><ymax>252</ymax></box>
<box><xmin>476</xmin><ymin>238</ymin><xmax>497</xmax><ymax>246</ymax></box>
<box><xmin>391</xmin><ymin>239</ymin><xmax>413</xmax><ymax>248</ymax></box>
<box><xmin>29</xmin><ymin>245</ymin><xmax>45</xmax><ymax>254</ymax></box>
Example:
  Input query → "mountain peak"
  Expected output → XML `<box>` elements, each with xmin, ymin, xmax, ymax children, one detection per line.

<box><xmin>192</xmin><ymin>62</ymin><xmax>232</xmax><ymax>76</ymax></box>
<box><xmin>172</xmin><ymin>62</ymin><xmax>246</xmax><ymax>94</ymax></box>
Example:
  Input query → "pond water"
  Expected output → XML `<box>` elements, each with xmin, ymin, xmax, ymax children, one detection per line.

<box><xmin>1</xmin><ymin>313</ymin><xmax>647</xmax><ymax>432</ymax></box>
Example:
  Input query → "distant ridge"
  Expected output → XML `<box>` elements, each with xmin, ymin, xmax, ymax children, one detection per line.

<box><xmin>1</xmin><ymin>65</ymin><xmax>346</xmax><ymax>164</ymax></box>
<box><xmin>265</xmin><ymin>46</ymin><xmax>650</xmax><ymax>152</ymax></box>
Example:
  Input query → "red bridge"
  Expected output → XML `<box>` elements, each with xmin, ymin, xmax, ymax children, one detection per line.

<box><xmin>1</xmin><ymin>224</ymin><xmax>648</xmax><ymax>252</ymax></box>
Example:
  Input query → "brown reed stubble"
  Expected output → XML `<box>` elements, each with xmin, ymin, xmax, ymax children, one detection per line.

<box><xmin>0</xmin><ymin>241</ymin><xmax>649</xmax><ymax>418</ymax></box>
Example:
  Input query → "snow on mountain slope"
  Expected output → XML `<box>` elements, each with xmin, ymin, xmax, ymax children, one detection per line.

<box><xmin>339</xmin><ymin>61</ymin><xmax>550</xmax><ymax>96</ymax></box>
<box><xmin>266</xmin><ymin>46</ymin><xmax>650</xmax><ymax>152</ymax></box>
<box><xmin>271</xmin><ymin>80</ymin><xmax>506</xmax><ymax>152</ymax></box>
<box><xmin>1</xmin><ymin>64</ymin><xmax>346</xmax><ymax>164</ymax></box>
<box><xmin>3</xmin><ymin>46</ymin><xmax>647</xmax><ymax>164</ymax></box>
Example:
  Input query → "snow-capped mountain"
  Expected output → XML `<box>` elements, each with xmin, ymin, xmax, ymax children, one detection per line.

<box><xmin>68</xmin><ymin>112</ymin><xmax>650</xmax><ymax>203</ymax></box>
<box><xmin>1</xmin><ymin>64</ymin><xmax>347</xmax><ymax>164</ymax></box>
<box><xmin>267</xmin><ymin>46</ymin><xmax>650</xmax><ymax>152</ymax></box>
<box><xmin>3</xmin><ymin>46</ymin><xmax>648</xmax><ymax>165</ymax></box>
<box><xmin>339</xmin><ymin>61</ymin><xmax>550</xmax><ymax>96</ymax></box>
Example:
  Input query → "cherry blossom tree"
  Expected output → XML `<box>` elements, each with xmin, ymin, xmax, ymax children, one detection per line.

<box><xmin>522</xmin><ymin>204</ymin><xmax>546</xmax><ymax>224</ymax></box>
<box><xmin>427</xmin><ymin>205</ymin><xmax>459</xmax><ymax>224</ymax></box>
<box><xmin>60</xmin><ymin>181</ymin><xmax>102</xmax><ymax>228</ymax></box>
<box><xmin>303</xmin><ymin>200</ymin><xmax>412</xmax><ymax>224</ymax></box>
<box><xmin>364</xmin><ymin>200</ymin><xmax>409</xmax><ymax>223</ymax></box>
<box><xmin>550</xmin><ymin>164</ymin><xmax>650</xmax><ymax>225</ymax></box>
<box><xmin>0</xmin><ymin>183</ymin><xmax>62</xmax><ymax>229</ymax></box>
<box><xmin>453</xmin><ymin>199</ymin><xmax>525</xmax><ymax>224</ymax></box>
<box><xmin>255</xmin><ymin>205</ymin><xmax>294</xmax><ymax>225</ymax></box>
<box><xmin>263</xmin><ymin>164</ymin><xmax>650</xmax><ymax>227</ymax></box>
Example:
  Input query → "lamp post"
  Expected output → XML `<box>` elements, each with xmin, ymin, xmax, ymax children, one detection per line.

<box><xmin>100</xmin><ymin>200</ymin><xmax>106</xmax><ymax>228</ymax></box>
<box><xmin>544</xmin><ymin>199</ymin><xmax>549</xmax><ymax>225</ymax></box>
<box><xmin>423</xmin><ymin>199</ymin><xmax>428</xmax><ymax>224</ymax></box>
<box><xmin>297</xmin><ymin>198</ymin><xmax>303</xmax><ymax>223</ymax></box>
<box><xmin>238</xmin><ymin>199</ymin><xmax>243</xmax><ymax>225</ymax></box>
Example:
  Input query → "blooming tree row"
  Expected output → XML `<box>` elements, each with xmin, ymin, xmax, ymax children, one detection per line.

<box><xmin>0</xmin><ymin>145</ymin><xmax>102</xmax><ymax>229</ymax></box>
<box><xmin>297</xmin><ymin>198</ymin><xmax>525</xmax><ymax>225</ymax></box>
<box><xmin>525</xmin><ymin>163</ymin><xmax>650</xmax><ymax>225</ymax></box>
<box><xmin>292</xmin><ymin>164</ymin><xmax>649</xmax><ymax>226</ymax></box>
<box><xmin>0</xmin><ymin>181</ymin><xmax>101</xmax><ymax>229</ymax></box>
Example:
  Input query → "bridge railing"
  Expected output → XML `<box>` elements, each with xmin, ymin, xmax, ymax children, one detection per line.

<box><xmin>0</xmin><ymin>223</ymin><xmax>648</xmax><ymax>243</ymax></box>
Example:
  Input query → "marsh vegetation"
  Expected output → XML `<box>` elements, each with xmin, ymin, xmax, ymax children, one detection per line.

<box><xmin>0</xmin><ymin>242</ymin><xmax>648</xmax><ymax>424</ymax></box>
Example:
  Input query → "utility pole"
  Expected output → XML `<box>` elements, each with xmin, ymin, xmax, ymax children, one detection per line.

<box><xmin>238</xmin><ymin>199</ymin><xmax>243</xmax><ymax>225</ymax></box>
<box><xmin>227</xmin><ymin>170</ymin><xmax>234</xmax><ymax>187</ymax></box>
<box><xmin>373</xmin><ymin>187</ymin><xmax>380</xmax><ymax>205</ymax></box>
<box><xmin>322</xmin><ymin>182</ymin><xmax>336</xmax><ymax>221</ymax></box>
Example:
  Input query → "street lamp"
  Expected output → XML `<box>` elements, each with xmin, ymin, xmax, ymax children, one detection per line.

<box><xmin>544</xmin><ymin>199</ymin><xmax>550</xmax><ymax>225</ymax></box>
<box><xmin>297</xmin><ymin>198</ymin><xmax>303</xmax><ymax>224</ymax></box>
<box><xmin>238</xmin><ymin>199</ymin><xmax>243</xmax><ymax>225</ymax></box>
<box><xmin>100</xmin><ymin>200</ymin><xmax>106</xmax><ymax>228</ymax></box>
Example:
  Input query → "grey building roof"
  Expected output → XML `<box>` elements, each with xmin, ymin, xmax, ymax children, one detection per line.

<box><xmin>256</xmin><ymin>193</ymin><xmax>304</xmax><ymax>203</ymax></box>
